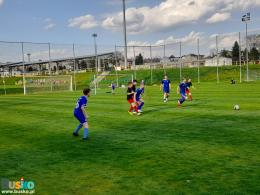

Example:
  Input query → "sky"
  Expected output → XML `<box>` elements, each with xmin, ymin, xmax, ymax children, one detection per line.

<box><xmin>0</xmin><ymin>0</ymin><xmax>260</xmax><ymax>61</ymax></box>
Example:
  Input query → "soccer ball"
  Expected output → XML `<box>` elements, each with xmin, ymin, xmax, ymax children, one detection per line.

<box><xmin>234</xmin><ymin>105</ymin><xmax>240</xmax><ymax>110</ymax></box>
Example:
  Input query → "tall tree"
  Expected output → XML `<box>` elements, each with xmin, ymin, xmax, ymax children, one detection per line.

<box><xmin>232</xmin><ymin>41</ymin><xmax>240</xmax><ymax>62</ymax></box>
<box><xmin>135</xmin><ymin>53</ymin><xmax>144</xmax><ymax>65</ymax></box>
<box><xmin>249</xmin><ymin>47</ymin><xmax>260</xmax><ymax>61</ymax></box>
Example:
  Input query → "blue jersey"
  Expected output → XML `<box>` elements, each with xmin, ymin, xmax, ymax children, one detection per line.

<box><xmin>135</xmin><ymin>88</ymin><xmax>143</xmax><ymax>101</ymax></box>
<box><xmin>162</xmin><ymin>79</ymin><xmax>171</xmax><ymax>91</ymax></box>
<box><xmin>179</xmin><ymin>82</ymin><xmax>187</xmax><ymax>95</ymax></box>
<box><xmin>74</xmin><ymin>96</ymin><xmax>87</xmax><ymax>114</ymax></box>
<box><xmin>186</xmin><ymin>82</ymin><xmax>192</xmax><ymax>89</ymax></box>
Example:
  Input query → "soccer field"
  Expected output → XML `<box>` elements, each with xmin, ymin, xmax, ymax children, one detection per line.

<box><xmin>0</xmin><ymin>82</ymin><xmax>260</xmax><ymax>194</ymax></box>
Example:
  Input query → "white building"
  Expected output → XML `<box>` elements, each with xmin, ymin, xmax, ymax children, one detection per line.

<box><xmin>205</xmin><ymin>57</ymin><xmax>232</xmax><ymax>67</ymax></box>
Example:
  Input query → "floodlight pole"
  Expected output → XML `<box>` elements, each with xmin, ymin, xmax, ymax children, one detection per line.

<box><xmin>92</xmin><ymin>33</ymin><xmax>98</xmax><ymax>73</ymax></box>
<box><xmin>133</xmin><ymin>46</ymin><xmax>136</xmax><ymax>79</ymax></box>
<box><xmin>122</xmin><ymin>0</ymin><xmax>128</xmax><ymax>70</ymax></box>
<box><xmin>246</xmin><ymin>22</ymin><xmax>249</xmax><ymax>81</ymax></box>
<box><xmin>242</xmin><ymin>13</ymin><xmax>250</xmax><ymax>81</ymax></box>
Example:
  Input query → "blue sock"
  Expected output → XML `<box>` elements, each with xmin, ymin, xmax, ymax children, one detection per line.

<box><xmin>83</xmin><ymin>128</ymin><xmax>88</xmax><ymax>139</ymax></box>
<box><xmin>74</xmin><ymin>124</ymin><xmax>83</xmax><ymax>134</ymax></box>
<box><xmin>138</xmin><ymin>102</ymin><xmax>144</xmax><ymax>110</ymax></box>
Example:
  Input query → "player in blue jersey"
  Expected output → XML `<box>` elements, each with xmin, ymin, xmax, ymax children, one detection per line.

<box><xmin>177</xmin><ymin>78</ymin><xmax>188</xmax><ymax>107</ymax></box>
<box><xmin>111</xmin><ymin>83</ymin><xmax>116</xmax><ymax>94</ymax></box>
<box><xmin>136</xmin><ymin>82</ymin><xmax>145</xmax><ymax>113</ymax></box>
<box><xmin>160</xmin><ymin>75</ymin><xmax>171</xmax><ymax>102</ymax></box>
<box><xmin>73</xmin><ymin>88</ymin><xmax>91</xmax><ymax>141</ymax></box>
<box><xmin>186</xmin><ymin>78</ymin><xmax>193</xmax><ymax>101</ymax></box>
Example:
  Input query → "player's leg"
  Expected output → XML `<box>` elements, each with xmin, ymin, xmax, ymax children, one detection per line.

<box><xmin>73</xmin><ymin>113</ymin><xmax>83</xmax><ymax>136</ymax></box>
<box><xmin>163</xmin><ymin>92</ymin><xmax>167</xmax><ymax>102</ymax></box>
<box><xmin>82</xmin><ymin>122</ymin><xmax>89</xmax><ymax>141</ymax></box>
<box><xmin>166</xmin><ymin>92</ymin><xmax>169</xmax><ymax>102</ymax></box>
<box><xmin>178</xmin><ymin>94</ymin><xmax>187</xmax><ymax>106</ymax></box>
<box><xmin>138</xmin><ymin>100</ymin><xmax>144</xmax><ymax>112</ymax></box>
<box><xmin>73</xmin><ymin>123</ymin><xmax>83</xmax><ymax>136</ymax></box>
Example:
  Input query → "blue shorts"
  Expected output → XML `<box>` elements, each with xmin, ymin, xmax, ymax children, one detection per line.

<box><xmin>181</xmin><ymin>93</ymin><xmax>187</xmax><ymax>98</ymax></box>
<box><xmin>164</xmin><ymin>89</ymin><xmax>170</xmax><ymax>94</ymax></box>
<box><xmin>74</xmin><ymin>112</ymin><xmax>87</xmax><ymax>124</ymax></box>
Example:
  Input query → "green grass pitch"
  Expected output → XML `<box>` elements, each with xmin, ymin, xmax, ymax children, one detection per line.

<box><xmin>0</xmin><ymin>82</ymin><xmax>260</xmax><ymax>194</ymax></box>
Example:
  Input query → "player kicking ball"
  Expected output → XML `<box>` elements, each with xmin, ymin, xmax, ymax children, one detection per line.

<box><xmin>177</xmin><ymin>78</ymin><xmax>188</xmax><ymax>107</ymax></box>
<box><xmin>73</xmin><ymin>88</ymin><xmax>91</xmax><ymax>141</ymax></box>
<box><xmin>160</xmin><ymin>75</ymin><xmax>171</xmax><ymax>102</ymax></box>
<box><xmin>186</xmin><ymin>78</ymin><xmax>193</xmax><ymax>101</ymax></box>
<box><xmin>127</xmin><ymin>82</ymin><xmax>141</xmax><ymax>116</ymax></box>
<box><xmin>136</xmin><ymin>82</ymin><xmax>145</xmax><ymax>113</ymax></box>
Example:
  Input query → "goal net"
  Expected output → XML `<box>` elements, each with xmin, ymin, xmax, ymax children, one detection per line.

<box><xmin>91</xmin><ymin>73</ymin><xmax>133</xmax><ymax>92</ymax></box>
<box><xmin>22</xmin><ymin>75</ymin><xmax>73</xmax><ymax>94</ymax></box>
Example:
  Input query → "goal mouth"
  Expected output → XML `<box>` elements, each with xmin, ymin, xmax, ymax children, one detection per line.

<box><xmin>23</xmin><ymin>75</ymin><xmax>73</xmax><ymax>94</ymax></box>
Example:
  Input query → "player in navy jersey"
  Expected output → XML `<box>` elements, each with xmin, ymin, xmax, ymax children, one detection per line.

<box><xmin>136</xmin><ymin>82</ymin><xmax>145</xmax><ymax>113</ymax></box>
<box><xmin>177</xmin><ymin>78</ymin><xmax>188</xmax><ymax>107</ymax></box>
<box><xmin>111</xmin><ymin>83</ymin><xmax>116</xmax><ymax>94</ymax></box>
<box><xmin>160</xmin><ymin>75</ymin><xmax>171</xmax><ymax>102</ymax></box>
<box><xmin>73</xmin><ymin>88</ymin><xmax>91</xmax><ymax>141</ymax></box>
<box><xmin>186</xmin><ymin>78</ymin><xmax>193</xmax><ymax>101</ymax></box>
<box><xmin>127</xmin><ymin>82</ymin><xmax>140</xmax><ymax>116</ymax></box>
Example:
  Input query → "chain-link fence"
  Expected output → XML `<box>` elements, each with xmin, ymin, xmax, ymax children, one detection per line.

<box><xmin>115</xmin><ymin>29</ymin><xmax>260</xmax><ymax>84</ymax></box>
<box><xmin>1</xmin><ymin>29</ymin><xmax>260</xmax><ymax>95</ymax></box>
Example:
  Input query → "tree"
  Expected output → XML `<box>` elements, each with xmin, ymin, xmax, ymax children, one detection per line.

<box><xmin>232</xmin><ymin>41</ymin><xmax>240</xmax><ymax>62</ymax></box>
<box><xmin>249</xmin><ymin>47</ymin><xmax>260</xmax><ymax>61</ymax></box>
<box><xmin>220</xmin><ymin>49</ymin><xmax>231</xmax><ymax>58</ymax></box>
<box><xmin>135</xmin><ymin>53</ymin><xmax>144</xmax><ymax>65</ymax></box>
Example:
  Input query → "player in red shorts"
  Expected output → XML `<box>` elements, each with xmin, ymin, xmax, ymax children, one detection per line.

<box><xmin>186</xmin><ymin>78</ymin><xmax>193</xmax><ymax>101</ymax></box>
<box><xmin>127</xmin><ymin>82</ymin><xmax>141</xmax><ymax>116</ymax></box>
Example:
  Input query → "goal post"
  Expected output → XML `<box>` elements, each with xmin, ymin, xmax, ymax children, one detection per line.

<box><xmin>23</xmin><ymin>75</ymin><xmax>73</xmax><ymax>94</ymax></box>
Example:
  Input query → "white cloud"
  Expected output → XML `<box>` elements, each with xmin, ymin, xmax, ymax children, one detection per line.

<box><xmin>0</xmin><ymin>0</ymin><xmax>3</xmax><ymax>6</ymax></box>
<box><xmin>68</xmin><ymin>15</ymin><xmax>98</xmax><ymax>30</ymax></box>
<box><xmin>43</xmin><ymin>18</ymin><xmax>56</xmax><ymax>30</ymax></box>
<box><xmin>206</xmin><ymin>12</ymin><xmax>231</xmax><ymax>23</ymax></box>
<box><xmin>44</xmin><ymin>23</ymin><xmax>56</xmax><ymax>30</ymax></box>
<box><xmin>155</xmin><ymin>31</ymin><xmax>202</xmax><ymax>45</ymax></box>
<box><xmin>101</xmin><ymin>0</ymin><xmax>260</xmax><ymax>34</ymax></box>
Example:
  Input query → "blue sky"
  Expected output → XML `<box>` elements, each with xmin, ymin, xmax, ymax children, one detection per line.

<box><xmin>0</xmin><ymin>0</ymin><xmax>260</xmax><ymax>46</ymax></box>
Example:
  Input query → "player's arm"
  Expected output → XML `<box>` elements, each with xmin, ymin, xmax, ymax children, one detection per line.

<box><xmin>81</xmin><ymin>106</ymin><xmax>88</xmax><ymax>118</ymax></box>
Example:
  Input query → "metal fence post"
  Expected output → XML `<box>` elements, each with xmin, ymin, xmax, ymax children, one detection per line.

<box><xmin>179</xmin><ymin>41</ymin><xmax>182</xmax><ymax>81</ymax></box>
<box><xmin>239</xmin><ymin>32</ymin><xmax>242</xmax><ymax>83</ymax></box>
<box><xmin>216</xmin><ymin>35</ymin><xmax>219</xmax><ymax>83</ymax></box>
<box><xmin>21</xmin><ymin>42</ymin><xmax>26</xmax><ymax>95</ymax></box>
<box><xmin>197</xmin><ymin>38</ymin><xmax>200</xmax><ymax>83</ymax></box>
<box><xmin>72</xmin><ymin>43</ymin><xmax>77</xmax><ymax>91</ymax></box>
<box><xmin>150</xmin><ymin>45</ymin><xmax>153</xmax><ymax>84</ymax></box>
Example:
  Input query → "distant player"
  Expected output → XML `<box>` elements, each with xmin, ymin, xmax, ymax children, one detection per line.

<box><xmin>160</xmin><ymin>75</ymin><xmax>171</xmax><ymax>102</ymax></box>
<box><xmin>177</xmin><ymin>78</ymin><xmax>188</xmax><ymax>107</ymax></box>
<box><xmin>111</xmin><ymin>83</ymin><xmax>116</xmax><ymax>94</ymax></box>
<box><xmin>127</xmin><ymin>82</ymin><xmax>140</xmax><ymax>116</ymax></box>
<box><xmin>186</xmin><ymin>78</ymin><xmax>193</xmax><ymax>101</ymax></box>
<box><xmin>73</xmin><ymin>88</ymin><xmax>91</xmax><ymax>141</ymax></box>
<box><xmin>136</xmin><ymin>82</ymin><xmax>145</xmax><ymax>113</ymax></box>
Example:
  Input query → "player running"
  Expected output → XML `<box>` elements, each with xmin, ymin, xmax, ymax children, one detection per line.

<box><xmin>177</xmin><ymin>78</ymin><xmax>188</xmax><ymax>107</ymax></box>
<box><xmin>111</xmin><ymin>83</ymin><xmax>116</xmax><ymax>94</ymax></box>
<box><xmin>73</xmin><ymin>88</ymin><xmax>91</xmax><ymax>141</ymax></box>
<box><xmin>127</xmin><ymin>82</ymin><xmax>140</xmax><ymax>116</ymax></box>
<box><xmin>186</xmin><ymin>78</ymin><xmax>193</xmax><ymax>101</ymax></box>
<box><xmin>136</xmin><ymin>82</ymin><xmax>145</xmax><ymax>113</ymax></box>
<box><xmin>160</xmin><ymin>75</ymin><xmax>171</xmax><ymax>102</ymax></box>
